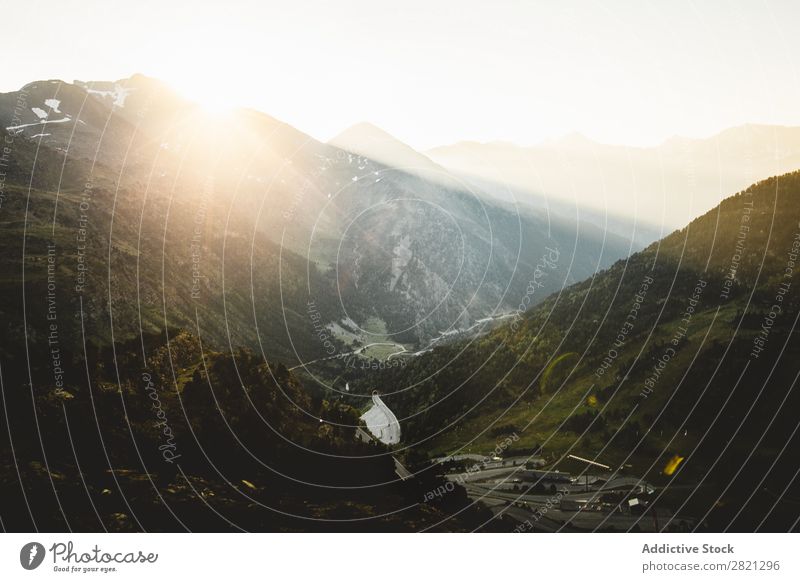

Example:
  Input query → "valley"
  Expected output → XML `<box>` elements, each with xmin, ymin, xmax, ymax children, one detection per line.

<box><xmin>1</xmin><ymin>75</ymin><xmax>799</xmax><ymax>533</ymax></box>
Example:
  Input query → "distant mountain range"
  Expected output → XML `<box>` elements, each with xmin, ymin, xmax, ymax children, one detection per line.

<box><xmin>426</xmin><ymin>125</ymin><xmax>800</xmax><ymax>232</ymax></box>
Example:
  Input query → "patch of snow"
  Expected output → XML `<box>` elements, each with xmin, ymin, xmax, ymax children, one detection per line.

<box><xmin>87</xmin><ymin>89</ymin><xmax>112</xmax><ymax>99</ymax></box>
<box><xmin>44</xmin><ymin>99</ymin><xmax>61</xmax><ymax>112</ymax></box>
<box><xmin>6</xmin><ymin>116</ymin><xmax>72</xmax><ymax>131</ymax></box>
<box><xmin>31</xmin><ymin>107</ymin><xmax>48</xmax><ymax>119</ymax></box>
<box><xmin>112</xmin><ymin>86</ymin><xmax>133</xmax><ymax>107</ymax></box>
<box><xmin>31</xmin><ymin>133</ymin><xmax>51</xmax><ymax>138</ymax></box>
<box><xmin>86</xmin><ymin>84</ymin><xmax>134</xmax><ymax>108</ymax></box>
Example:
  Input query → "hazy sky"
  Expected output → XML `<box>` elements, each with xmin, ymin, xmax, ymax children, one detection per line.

<box><xmin>2</xmin><ymin>0</ymin><xmax>800</xmax><ymax>149</ymax></box>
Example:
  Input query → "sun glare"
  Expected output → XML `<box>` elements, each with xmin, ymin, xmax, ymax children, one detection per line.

<box><xmin>189</xmin><ymin>89</ymin><xmax>237</xmax><ymax>116</ymax></box>
<box><xmin>166</xmin><ymin>73</ymin><xmax>239</xmax><ymax>116</ymax></box>
<box><xmin>194</xmin><ymin>93</ymin><xmax>236</xmax><ymax>115</ymax></box>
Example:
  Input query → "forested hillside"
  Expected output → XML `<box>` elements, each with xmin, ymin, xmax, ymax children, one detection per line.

<box><xmin>364</xmin><ymin>171</ymin><xmax>800</xmax><ymax>531</ymax></box>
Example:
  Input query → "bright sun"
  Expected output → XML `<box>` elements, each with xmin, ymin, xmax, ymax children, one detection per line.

<box><xmin>194</xmin><ymin>93</ymin><xmax>236</xmax><ymax>114</ymax></box>
<box><xmin>166</xmin><ymin>73</ymin><xmax>238</xmax><ymax>115</ymax></box>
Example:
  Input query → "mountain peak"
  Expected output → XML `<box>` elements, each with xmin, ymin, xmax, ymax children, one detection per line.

<box><xmin>329</xmin><ymin>121</ymin><xmax>459</xmax><ymax>188</ymax></box>
<box><xmin>330</xmin><ymin>121</ymin><xmax>406</xmax><ymax>150</ymax></box>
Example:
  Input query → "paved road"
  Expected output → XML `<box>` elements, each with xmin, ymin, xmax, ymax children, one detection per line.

<box><xmin>393</xmin><ymin>456</ymin><xmax>412</xmax><ymax>480</ymax></box>
<box><xmin>446</xmin><ymin>466</ymin><xmax>524</xmax><ymax>483</ymax></box>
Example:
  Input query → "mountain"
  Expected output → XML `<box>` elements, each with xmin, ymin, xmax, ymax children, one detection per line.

<box><xmin>0</xmin><ymin>75</ymin><xmax>639</xmax><ymax>531</ymax></box>
<box><xmin>332</xmin><ymin>123</ymin><xmax>659</xmax><ymax>250</ymax></box>
<box><xmin>366</xmin><ymin>170</ymin><xmax>800</xmax><ymax>531</ymax></box>
<box><xmin>428</xmin><ymin>124</ymin><xmax>800</xmax><ymax>232</ymax></box>
<box><xmin>0</xmin><ymin>76</ymin><xmax>636</xmax><ymax>359</ymax></box>
<box><xmin>0</xmin><ymin>75</ymin><xmax>187</xmax><ymax>166</ymax></box>
<box><xmin>0</xmin><ymin>329</ymin><xmax>507</xmax><ymax>531</ymax></box>
<box><xmin>329</xmin><ymin>122</ymin><xmax>461</xmax><ymax>189</ymax></box>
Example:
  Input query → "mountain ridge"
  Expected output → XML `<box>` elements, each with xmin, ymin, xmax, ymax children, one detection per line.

<box><xmin>427</xmin><ymin>124</ymin><xmax>800</xmax><ymax>230</ymax></box>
